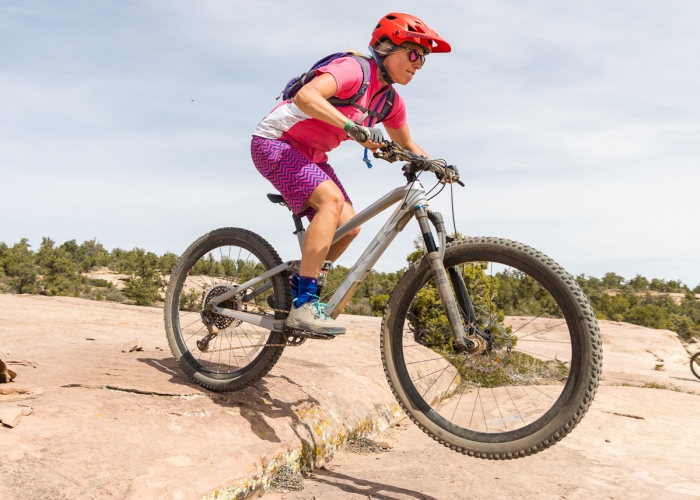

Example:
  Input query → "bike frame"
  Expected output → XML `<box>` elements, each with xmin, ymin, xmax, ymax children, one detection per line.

<box><xmin>208</xmin><ymin>176</ymin><xmax>470</xmax><ymax>347</ymax></box>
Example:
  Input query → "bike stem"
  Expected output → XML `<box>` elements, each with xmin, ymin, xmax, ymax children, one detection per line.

<box><xmin>414</xmin><ymin>205</ymin><xmax>470</xmax><ymax>350</ymax></box>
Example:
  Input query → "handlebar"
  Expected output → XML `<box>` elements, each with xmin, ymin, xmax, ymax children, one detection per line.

<box><xmin>372</xmin><ymin>142</ymin><xmax>465</xmax><ymax>187</ymax></box>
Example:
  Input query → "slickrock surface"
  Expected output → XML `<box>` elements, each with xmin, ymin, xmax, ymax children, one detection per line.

<box><xmin>1</xmin><ymin>294</ymin><xmax>698</xmax><ymax>499</ymax></box>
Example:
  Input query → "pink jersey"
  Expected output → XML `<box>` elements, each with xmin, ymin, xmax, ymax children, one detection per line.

<box><xmin>253</xmin><ymin>57</ymin><xmax>407</xmax><ymax>164</ymax></box>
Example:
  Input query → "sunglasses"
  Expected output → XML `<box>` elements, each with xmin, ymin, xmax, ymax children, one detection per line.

<box><xmin>409</xmin><ymin>49</ymin><xmax>426</xmax><ymax>66</ymax></box>
<box><xmin>399</xmin><ymin>48</ymin><xmax>426</xmax><ymax>66</ymax></box>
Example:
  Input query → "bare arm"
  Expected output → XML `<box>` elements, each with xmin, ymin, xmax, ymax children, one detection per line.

<box><xmin>292</xmin><ymin>73</ymin><xmax>347</xmax><ymax>128</ymax></box>
<box><xmin>385</xmin><ymin>123</ymin><xmax>430</xmax><ymax>158</ymax></box>
<box><xmin>292</xmin><ymin>73</ymin><xmax>385</xmax><ymax>151</ymax></box>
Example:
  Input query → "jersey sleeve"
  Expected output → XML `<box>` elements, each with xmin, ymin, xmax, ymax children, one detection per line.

<box><xmin>316</xmin><ymin>57</ymin><xmax>364</xmax><ymax>100</ymax></box>
<box><xmin>381</xmin><ymin>91</ymin><xmax>407</xmax><ymax>130</ymax></box>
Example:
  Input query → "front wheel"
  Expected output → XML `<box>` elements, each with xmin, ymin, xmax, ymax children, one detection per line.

<box><xmin>164</xmin><ymin>227</ymin><xmax>291</xmax><ymax>392</ymax></box>
<box><xmin>691</xmin><ymin>352</ymin><xmax>700</xmax><ymax>381</ymax></box>
<box><xmin>381</xmin><ymin>237</ymin><xmax>602</xmax><ymax>459</ymax></box>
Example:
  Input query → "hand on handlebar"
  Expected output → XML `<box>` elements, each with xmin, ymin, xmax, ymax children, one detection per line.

<box><xmin>346</xmin><ymin>123</ymin><xmax>386</xmax><ymax>150</ymax></box>
<box><xmin>374</xmin><ymin>142</ymin><xmax>465</xmax><ymax>187</ymax></box>
<box><xmin>437</xmin><ymin>165</ymin><xmax>460</xmax><ymax>184</ymax></box>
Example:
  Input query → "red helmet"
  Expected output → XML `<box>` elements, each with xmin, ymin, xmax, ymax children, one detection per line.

<box><xmin>370</xmin><ymin>12</ymin><xmax>451</xmax><ymax>54</ymax></box>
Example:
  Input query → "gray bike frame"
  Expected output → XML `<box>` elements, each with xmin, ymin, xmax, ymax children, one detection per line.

<box><xmin>208</xmin><ymin>178</ymin><xmax>467</xmax><ymax>345</ymax></box>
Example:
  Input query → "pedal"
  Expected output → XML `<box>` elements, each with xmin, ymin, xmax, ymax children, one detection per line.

<box><xmin>285</xmin><ymin>327</ymin><xmax>338</xmax><ymax>340</ymax></box>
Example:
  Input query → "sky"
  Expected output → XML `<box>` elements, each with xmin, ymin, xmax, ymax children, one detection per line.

<box><xmin>1</xmin><ymin>0</ymin><xmax>699</xmax><ymax>287</ymax></box>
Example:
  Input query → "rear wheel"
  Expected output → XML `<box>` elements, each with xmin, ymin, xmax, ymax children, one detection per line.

<box><xmin>164</xmin><ymin>228</ymin><xmax>291</xmax><ymax>392</ymax></box>
<box><xmin>691</xmin><ymin>352</ymin><xmax>700</xmax><ymax>381</ymax></box>
<box><xmin>381</xmin><ymin>237</ymin><xmax>602</xmax><ymax>459</ymax></box>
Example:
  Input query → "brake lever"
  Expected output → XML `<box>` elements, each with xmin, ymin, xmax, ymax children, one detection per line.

<box><xmin>435</xmin><ymin>165</ymin><xmax>465</xmax><ymax>187</ymax></box>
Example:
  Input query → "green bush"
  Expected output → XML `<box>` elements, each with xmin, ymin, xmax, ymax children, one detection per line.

<box><xmin>0</xmin><ymin>235</ymin><xmax>698</xmax><ymax>342</ymax></box>
<box><xmin>123</xmin><ymin>276</ymin><xmax>164</xmax><ymax>306</ymax></box>
<box><xmin>88</xmin><ymin>278</ymin><xmax>113</xmax><ymax>288</ymax></box>
<box><xmin>0</xmin><ymin>239</ymin><xmax>39</xmax><ymax>294</ymax></box>
<box><xmin>179</xmin><ymin>288</ymin><xmax>202</xmax><ymax>311</ymax></box>
<box><xmin>38</xmin><ymin>238</ymin><xmax>85</xmax><ymax>297</ymax></box>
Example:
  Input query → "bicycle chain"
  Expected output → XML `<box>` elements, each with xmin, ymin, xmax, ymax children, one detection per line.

<box><xmin>197</xmin><ymin>305</ymin><xmax>342</xmax><ymax>354</ymax></box>
<box><xmin>198</xmin><ymin>328</ymin><xmax>306</xmax><ymax>354</ymax></box>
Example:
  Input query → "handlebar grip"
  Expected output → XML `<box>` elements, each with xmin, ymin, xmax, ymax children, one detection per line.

<box><xmin>354</xmin><ymin>130</ymin><xmax>368</xmax><ymax>143</ymax></box>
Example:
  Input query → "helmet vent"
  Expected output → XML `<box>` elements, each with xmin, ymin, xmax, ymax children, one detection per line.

<box><xmin>385</xmin><ymin>15</ymin><xmax>397</xmax><ymax>20</ymax></box>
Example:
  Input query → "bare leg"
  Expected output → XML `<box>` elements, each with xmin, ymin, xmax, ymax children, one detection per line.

<box><xmin>299</xmin><ymin>181</ymin><xmax>360</xmax><ymax>278</ymax></box>
<box><xmin>326</xmin><ymin>202</ymin><xmax>359</xmax><ymax>262</ymax></box>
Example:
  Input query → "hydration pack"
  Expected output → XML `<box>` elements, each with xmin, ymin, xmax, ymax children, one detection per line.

<box><xmin>279</xmin><ymin>52</ymin><xmax>396</xmax><ymax>126</ymax></box>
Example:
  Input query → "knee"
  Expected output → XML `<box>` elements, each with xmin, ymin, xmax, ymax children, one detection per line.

<box><xmin>317</xmin><ymin>192</ymin><xmax>345</xmax><ymax>218</ymax></box>
<box><xmin>347</xmin><ymin>225</ymin><xmax>361</xmax><ymax>240</ymax></box>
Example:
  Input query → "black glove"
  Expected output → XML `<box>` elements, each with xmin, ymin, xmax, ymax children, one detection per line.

<box><xmin>346</xmin><ymin>123</ymin><xmax>385</xmax><ymax>144</ymax></box>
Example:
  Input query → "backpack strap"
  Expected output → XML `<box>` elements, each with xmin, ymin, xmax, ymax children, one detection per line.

<box><xmin>323</xmin><ymin>55</ymin><xmax>396</xmax><ymax>125</ymax></box>
<box><xmin>374</xmin><ymin>87</ymin><xmax>396</xmax><ymax>124</ymax></box>
<box><xmin>326</xmin><ymin>55</ymin><xmax>372</xmax><ymax>108</ymax></box>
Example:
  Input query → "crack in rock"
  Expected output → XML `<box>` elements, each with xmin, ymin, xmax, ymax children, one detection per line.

<box><xmin>59</xmin><ymin>383</ymin><xmax>246</xmax><ymax>405</ymax></box>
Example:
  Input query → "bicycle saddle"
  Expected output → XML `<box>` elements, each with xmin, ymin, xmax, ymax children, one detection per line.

<box><xmin>266</xmin><ymin>193</ymin><xmax>285</xmax><ymax>205</ymax></box>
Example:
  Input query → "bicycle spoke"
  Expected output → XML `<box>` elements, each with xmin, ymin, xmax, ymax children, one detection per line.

<box><xmin>168</xmin><ymin>237</ymin><xmax>289</xmax><ymax>379</ymax></box>
<box><xmin>395</xmin><ymin>255</ymin><xmax>575</xmax><ymax>437</ymax></box>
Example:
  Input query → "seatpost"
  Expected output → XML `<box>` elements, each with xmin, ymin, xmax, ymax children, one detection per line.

<box><xmin>292</xmin><ymin>213</ymin><xmax>305</xmax><ymax>250</ymax></box>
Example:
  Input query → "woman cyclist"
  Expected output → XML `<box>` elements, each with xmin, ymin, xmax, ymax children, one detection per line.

<box><xmin>251</xmin><ymin>13</ymin><xmax>451</xmax><ymax>335</ymax></box>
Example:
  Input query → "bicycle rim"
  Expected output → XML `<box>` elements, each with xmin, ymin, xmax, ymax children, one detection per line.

<box><xmin>383</xmin><ymin>238</ymin><xmax>600</xmax><ymax>457</ymax></box>
<box><xmin>691</xmin><ymin>352</ymin><xmax>700</xmax><ymax>381</ymax></box>
<box><xmin>166</xmin><ymin>229</ymin><xmax>289</xmax><ymax>383</ymax></box>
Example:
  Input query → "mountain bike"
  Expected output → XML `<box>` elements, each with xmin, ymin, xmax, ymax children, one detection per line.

<box><xmin>691</xmin><ymin>352</ymin><xmax>700</xmax><ymax>380</ymax></box>
<box><xmin>164</xmin><ymin>142</ymin><xmax>602</xmax><ymax>459</ymax></box>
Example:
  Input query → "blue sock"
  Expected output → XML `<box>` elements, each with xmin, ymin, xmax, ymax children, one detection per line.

<box><xmin>295</xmin><ymin>275</ymin><xmax>318</xmax><ymax>308</ymax></box>
<box><xmin>290</xmin><ymin>273</ymin><xmax>300</xmax><ymax>302</ymax></box>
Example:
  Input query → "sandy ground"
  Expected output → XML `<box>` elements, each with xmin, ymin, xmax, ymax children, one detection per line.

<box><xmin>1</xmin><ymin>294</ymin><xmax>699</xmax><ymax>499</ymax></box>
<box><xmin>259</xmin><ymin>320</ymin><xmax>700</xmax><ymax>500</ymax></box>
<box><xmin>261</xmin><ymin>384</ymin><xmax>700</xmax><ymax>500</ymax></box>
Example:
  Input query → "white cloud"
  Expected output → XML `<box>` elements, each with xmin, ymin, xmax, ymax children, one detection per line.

<box><xmin>1</xmin><ymin>0</ymin><xmax>699</xmax><ymax>286</ymax></box>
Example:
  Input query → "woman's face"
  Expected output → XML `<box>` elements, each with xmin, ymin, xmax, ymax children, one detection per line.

<box><xmin>383</xmin><ymin>43</ymin><xmax>427</xmax><ymax>85</ymax></box>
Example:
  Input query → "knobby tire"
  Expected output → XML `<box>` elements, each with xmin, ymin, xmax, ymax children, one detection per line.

<box><xmin>164</xmin><ymin>227</ymin><xmax>291</xmax><ymax>392</ymax></box>
<box><xmin>381</xmin><ymin>237</ymin><xmax>603</xmax><ymax>459</ymax></box>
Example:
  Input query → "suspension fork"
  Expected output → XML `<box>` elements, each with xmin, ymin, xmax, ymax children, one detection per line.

<box><xmin>447</xmin><ymin>266</ymin><xmax>478</xmax><ymax>333</ymax></box>
<box><xmin>415</xmin><ymin>206</ymin><xmax>474</xmax><ymax>351</ymax></box>
<box><xmin>423</xmin><ymin>210</ymin><xmax>478</xmax><ymax>329</ymax></box>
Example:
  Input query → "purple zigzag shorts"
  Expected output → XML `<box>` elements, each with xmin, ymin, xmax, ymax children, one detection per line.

<box><xmin>250</xmin><ymin>136</ymin><xmax>351</xmax><ymax>221</ymax></box>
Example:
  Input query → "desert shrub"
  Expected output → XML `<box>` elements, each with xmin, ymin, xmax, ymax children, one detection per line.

<box><xmin>179</xmin><ymin>288</ymin><xmax>202</xmax><ymax>311</ymax></box>
<box><xmin>343</xmin><ymin>297</ymin><xmax>372</xmax><ymax>316</ymax></box>
<box><xmin>38</xmin><ymin>238</ymin><xmax>85</xmax><ymax>296</ymax></box>
<box><xmin>369</xmin><ymin>293</ymin><xmax>389</xmax><ymax>316</ymax></box>
<box><xmin>447</xmin><ymin>350</ymin><xmax>569</xmax><ymax>389</ymax></box>
<box><xmin>104</xmin><ymin>288</ymin><xmax>127</xmax><ymax>303</ymax></box>
<box><xmin>577</xmin><ymin>274</ymin><xmax>700</xmax><ymax>341</ymax></box>
<box><xmin>0</xmin><ymin>239</ymin><xmax>39</xmax><ymax>294</ymax></box>
<box><xmin>87</xmin><ymin>278</ymin><xmax>113</xmax><ymax>288</ymax></box>
<box><xmin>322</xmin><ymin>265</ymin><xmax>401</xmax><ymax>316</ymax></box>
<box><xmin>159</xmin><ymin>252</ymin><xmax>178</xmax><ymax>275</ymax></box>
<box><xmin>123</xmin><ymin>276</ymin><xmax>164</xmax><ymax>306</ymax></box>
